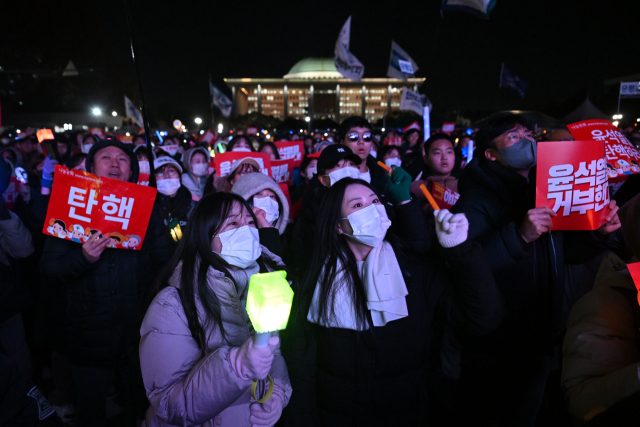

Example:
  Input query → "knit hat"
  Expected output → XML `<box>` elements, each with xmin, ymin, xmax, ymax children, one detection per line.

<box><xmin>86</xmin><ymin>139</ymin><xmax>140</xmax><ymax>183</ymax></box>
<box><xmin>231</xmin><ymin>172</ymin><xmax>289</xmax><ymax>234</ymax></box>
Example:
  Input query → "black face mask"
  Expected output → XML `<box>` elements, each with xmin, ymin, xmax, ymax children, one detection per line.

<box><xmin>496</xmin><ymin>138</ymin><xmax>537</xmax><ymax>169</ymax></box>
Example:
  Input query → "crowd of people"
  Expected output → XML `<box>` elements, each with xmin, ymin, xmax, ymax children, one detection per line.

<box><xmin>1</xmin><ymin>114</ymin><xmax>640</xmax><ymax>426</ymax></box>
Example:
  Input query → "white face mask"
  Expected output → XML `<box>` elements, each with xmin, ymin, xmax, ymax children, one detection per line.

<box><xmin>139</xmin><ymin>161</ymin><xmax>150</xmax><ymax>174</ymax></box>
<box><xmin>342</xmin><ymin>204</ymin><xmax>391</xmax><ymax>247</ymax></box>
<box><xmin>327</xmin><ymin>166</ymin><xmax>360</xmax><ymax>186</ymax></box>
<box><xmin>232</xmin><ymin>147</ymin><xmax>251</xmax><ymax>152</ymax></box>
<box><xmin>191</xmin><ymin>163</ymin><xmax>208</xmax><ymax>177</ymax></box>
<box><xmin>305</xmin><ymin>166</ymin><xmax>317</xmax><ymax>179</ymax></box>
<box><xmin>253</xmin><ymin>196</ymin><xmax>280</xmax><ymax>224</ymax></box>
<box><xmin>370</xmin><ymin>149</ymin><xmax>377</xmax><ymax>158</ymax></box>
<box><xmin>81</xmin><ymin>143</ymin><xmax>93</xmax><ymax>154</ymax></box>
<box><xmin>156</xmin><ymin>178</ymin><xmax>180</xmax><ymax>196</ymax></box>
<box><xmin>214</xmin><ymin>225</ymin><xmax>262</xmax><ymax>268</ymax></box>
<box><xmin>384</xmin><ymin>158</ymin><xmax>402</xmax><ymax>168</ymax></box>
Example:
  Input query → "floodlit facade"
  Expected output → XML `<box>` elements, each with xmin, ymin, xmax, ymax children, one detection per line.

<box><xmin>225</xmin><ymin>58</ymin><xmax>425</xmax><ymax>123</ymax></box>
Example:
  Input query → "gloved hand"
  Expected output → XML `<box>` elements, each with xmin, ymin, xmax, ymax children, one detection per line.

<box><xmin>386</xmin><ymin>166</ymin><xmax>411</xmax><ymax>203</ymax></box>
<box><xmin>249</xmin><ymin>385</ymin><xmax>285</xmax><ymax>427</ymax></box>
<box><xmin>41</xmin><ymin>155</ymin><xmax>59</xmax><ymax>189</ymax></box>
<box><xmin>434</xmin><ymin>209</ymin><xmax>469</xmax><ymax>248</ymax></box>
<box><xmin>229</xmin><ymin>336</ymin><xmax>278</xmax><ymax>381</ymax></box>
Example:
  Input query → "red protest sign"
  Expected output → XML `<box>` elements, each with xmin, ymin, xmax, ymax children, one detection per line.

<box><xmin>159</xmin><ymin>145</ymin><xmax>179</xmax><ymax>156</ymax></box>
<box><xmin>628</xmin><ymin>262</ymin><xmax>640</xmax><ymax>292</ymax></box>
<box><xmin>88</xmin><ymin>128</ymin><xmax>104</xmax><ymax>138</ymax></box>
<box><xmin>270</xmin><ymin>159</ymin><xmax>295</xmax><ymax>184</ymax></box>
<box><xmin>43</xmin><ymin>165</ymin><xmax>157</xmax><ymax>250</ymax></box>
<box><xmin>567</xmin><ymin>120</ymin><xmax>640</xmax><ymax>183</ymax></box>
<box><xmin>137</xmin><ymin>173</ymin><xmax>150</xmax><ymax>186</ymax></box>
<box><xmin>442</xmin><ymin>123</ymin><xmax>455</xmax><ymax>134</ymax></box>
<box><xmin>430</xmin><ymin>181</ymin><xmax>460</xmax><ymax>210</ymax></box>
<box><xmin>536</xmin><ymin>140</ymin><xmax>610</xmax><ymax>231</ymax></box>
<box><xmin>384</xmin><ymin>137</ymin><xmax>403</xmax><ymax>146</ymax></box>
<box><xmin>213</xmin><ymin>151</ymin><xmax>271</xmax><ymax>178</ymax></box>
<box><xmin>275</xmin><ymin>141</ymin><xmax>304</xmax><ymax>168</ymax></box>
<box><xmin>277</xmin><ymin>183</ymin><xmax>293</xmax><ymax>219</ymax></box>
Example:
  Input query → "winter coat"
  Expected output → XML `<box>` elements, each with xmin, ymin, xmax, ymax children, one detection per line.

<box><xmin>364</xmin><ymin>155</ymin><xmax>390</xmax><ymax>203</ymax></box>
<box><xmin>140</xmin><ymin>246</ymin><xmax>292</xmax><ymax>427</ymax></box>
<box><xmin>231</xmin><ymin>172</ymin><xmax>290</xmax><ymax>235</ymax></box>
<box><xmin>155</xmin><ymin>184</ymin><xmax>196</xmax><ymax>247</ymax></box>
<box><xmin>181</xmin><ymin>147</ymin><xmax>210</xmax><ymax>201</ymax></box>
<box><xmin>562</xmin><ymin>252</ymin><xmax>640</xmax><ymax>422</ymax></box>
<box><xmin>39</xmin><ymin>205</ymin><xmax>172</xmax><ymax>366</ymax></box>
<box><xmin>281</xmin><ymin>200</ymin><xmax>504</xmax><ymax>427</ymax></box>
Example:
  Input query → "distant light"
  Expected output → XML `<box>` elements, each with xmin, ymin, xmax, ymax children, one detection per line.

<box><xmin>300</xmin><ymin>129</ymin><xmax>303</xmax><ymax>132</ymax></box>
<box><xmin>92</xmin><ymin>108</ymin><xmax>102</xmax><ymax>116</ymax></box>
<box><xmin>126</xmin><ymin>132</ymin><xmax>130</xmax><ymax>136</ymax></box>
<box><xmin>289</xmin><ymin>131</ymin><xmax>293</xmax><ymax>134</ymax></box>
<box><xmin>381</xmin><ymin>128</ymin><xmax>385</xmax><ymax>132</ymax></box>
<box><xmin>199</xmin><ymin>130</ymin><xmax>205</xmax><ymax>135</ymax></box>
<box><xmin>305</xmin><ymin>116</ymin><xmax>311</xmax><ymax>122</ymax></box>
<box><xmin>194</xmin><ymin>117</ymin><xmax>202</xmax><ymax>125</ymax></box>
<box><xmin>466</xmin><ymin>128</ymin><xmax>473</xmax><ymax>135</ymax></box>
<box><xmin>637</xmin><ymin>118</ymin><xmax>640</xmax><ymax>122</ymax></box>
<box><xmin>324</xmin><ymin>133</ymin><xmax>328</xmax><ymax>137</ymax></box>
<box><xmin>613</xmin><ymin>120</ymin><xmax>619</xmax><ymax>126</ymax></box>
<box><xmin>612</xmin><ymin>114</ymin><xmax>623</xmax><ymax>120</ymax></box>
<box><xmin>111</xmin><ymin>111</ymin><xmax>117</xmax><ymax>117</ymax></box>
<box><xmin>218</xmin><ymin>123</ymin><xmax>223</xmax><ymax>133</ymax></box>
<box><xmin>455</xmin><ymin>138</ymin><xmax>459</xmax><ymax>143</ymax></box>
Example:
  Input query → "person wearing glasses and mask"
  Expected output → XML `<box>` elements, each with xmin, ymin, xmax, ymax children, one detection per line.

<box><xmin>154</xmin><ymin>157</ymin><xmax>196</xmax><ymax>249</ymax></box>
<box><xmin>339</xmin><ymin>116</ymin><xmax>390</xmax><ymax>203</ymax></box>
<box><xmin>281</xmin><ymin>177</ymin><xmax>503</xmax><ymax>426</ymax></box>
<box><xmin>451</xmin><ymin>113</ymin><xmax>622</xmax><ymax>426</ymax></box>
<box><xmin>140</xmin><ymin>192</ymin><xmax>292</xmax><ymax>427</ymax></box>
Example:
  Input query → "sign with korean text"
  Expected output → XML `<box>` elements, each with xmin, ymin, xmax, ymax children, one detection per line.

<box><xmin>43</xmin><ymin>166</ymin><xmax>157</xmax><ymax>250</ymax></box>
<box><xmin>430</xmin><ymin>181</ymin><xmax>460</xmax><ymax>210</ymax></box>
<box><xmin>159</xmin><ymin>144</ymin><xmax>179</xmax><ymax>156</ymax></box>
<box><xmin>270</xmin><ymin>159</ymin><xmax>295</xmax><ymax>184</ymax></box>
<box><xmin>620</xmin><ymin>82</ymin><xmax>640</xmax><ymax>98</ymax></box>
<box><xmin>211</xmin><ymin>152</ymin><xmax>271</xmax><ymax>178</ymax></box>
<box><xmin>536</xmin><ymin>140</ymin><xmax>610</xmax><ymax>231</ymax></box>
<box><xmin>384</xmin><ymin>137</ymin><xmax>403</xmax><ymax>146</ymax></box>
<box><xmin>568</xmin><ymin>120</ymin><xmax>640</xmax><ymax>183</ymax></box>
<box><xmin>275</xmin><ymin>141</ymin><xmax>304</xmax><ymax>168</ymax></box>
<box><xmin>441</xmin><ymin>123</ymin><xmax>455</xmax><ymax>134</ymax></box>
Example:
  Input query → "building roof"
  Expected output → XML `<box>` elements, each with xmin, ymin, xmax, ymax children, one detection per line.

<box><xmin>283</xmin><ymin>58</ymin><xmax>343</xmax><ymax>79</ymax></box>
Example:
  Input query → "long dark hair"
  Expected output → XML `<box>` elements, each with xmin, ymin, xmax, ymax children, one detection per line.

<box><xmin>294</xmin><ymin>178</ymin><xmax>397</xmax><ymax>332</ymax></box>
<box><xmin>156</xmin><ymin>192</ymin><xmax>262</xmax><ymax>354</ymax></box>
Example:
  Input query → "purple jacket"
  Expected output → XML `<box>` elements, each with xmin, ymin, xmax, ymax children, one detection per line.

<box><xmin>140</xmin><ymin>247</ymin><xmax>292</xmax><ymax>426</ymax></box>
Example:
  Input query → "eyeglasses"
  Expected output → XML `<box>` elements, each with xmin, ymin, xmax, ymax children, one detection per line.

<box><xmin>156</xmin><ymin>166</ymin><xmax>179</xmax><ymax>178</ymax></box>
<box><xmin>347</xmin><ymin>132</ymin><xmax>372</xmax><ymax>143</ymax></box>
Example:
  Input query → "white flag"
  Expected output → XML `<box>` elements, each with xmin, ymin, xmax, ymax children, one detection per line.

<box><xmin>334</xmin><ymin>16</ymin><xmax>364</xmax><ymax>81</ymax></box>
<box><xmin>210</xmin><ymin>83</ymin><xmax>233</xmax><ymax>118</ymax></box>
<box><xmin>124</xmin><ymin>96</ymin><xmax>144</xmax><ymax>128</ymax></box>
<box><xmin>387</xmin><ymin>41</ymin><xmax>419</xmax><ymax>81</ymax></box>
<box><xmin>399</xmin><ymin>87</ymin><xmax>424</xmax><ymax>116</ymax></box>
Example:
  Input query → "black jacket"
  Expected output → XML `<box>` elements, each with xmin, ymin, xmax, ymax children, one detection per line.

<box><xmin>39</xmin><ymin>205</ymin><xmax>172</xmax><ymax>367</ymax></box>
<box><xmin>281</xmin><ymin>200</ymin><xmax>503</xmax><ymax>427</ymax></box>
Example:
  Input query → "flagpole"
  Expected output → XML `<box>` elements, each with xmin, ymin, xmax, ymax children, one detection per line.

<box><xmin>124</xmin><ymin>0</ymin><xmax>156</xmax><ymax>188</ymax></box>
<box><xmin>617</xmin><ymin>82</ymin><xmax>622</xmax><ymax>115</ymax></box>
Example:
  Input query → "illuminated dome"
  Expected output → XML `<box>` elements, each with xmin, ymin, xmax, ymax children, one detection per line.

<box><xmin>283</xmin><ymin>58</ymin><xmax>342</xmax><ymax>79</ymax></box>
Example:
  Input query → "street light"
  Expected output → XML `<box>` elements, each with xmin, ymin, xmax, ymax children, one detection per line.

<box><xmin>218</xmin><ymin>123</ymin><xmax>223</xmax><ymax>133</ymax></box>
<box><xmin>304</xmin><ymin>116</ymin><xmax>311</xmax><ymax>122</ymax></box>
<box><xmin>195</xmin><ymin>117</ymin><xmax>202</xmax><ymax>125</ymax></box>
<box><xmin>111</xmin><ymin>111</ymin><xmax>118</xmax><ymax>117</ymax></box>
<box><xmin>92</xmin><ymin>108</ymin><xmax>102</xmax><ymax>116</ymax></box>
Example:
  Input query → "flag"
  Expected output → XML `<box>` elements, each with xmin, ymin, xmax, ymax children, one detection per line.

<box><xmin>399</xmin><ymin>87</ymin><xmax>424</xmax><ymax>116</ymax></box>
<box><xmin>124</xmin><ymin>96</ymin><xmax>144</xmax><ymax>128</ymax></box>
<box><xmin>499</xmin><ymin>63</ymin><xmax>528</xmax><ymax>97</ymax></box>
<box><xmin>620</xmin><ymin>81</ymin><xmax>640</xmax><ymax>98</ymax></box>
<box><xmin>441</xmin><ymin>0</ymin><xmax>498</xmax><ymax>19</ymax></box>
<box><xmin>210</xmin><ymin>83</ymin><xmax>233</xmax><ymax>118</ymax></box>
<box><xmin>200</xmin><ymin>129</ymin><xmax>218</xmax><ymax>143</ymax></box>
<box><xmin>387</xmin><ymin>41</ymin><xmax>419</xmax><ymax>81</ymax></box>
<box><xmin>334</xmin><ymin>16</ymin><xmax>365</xmax><ymax>81</ymax></box>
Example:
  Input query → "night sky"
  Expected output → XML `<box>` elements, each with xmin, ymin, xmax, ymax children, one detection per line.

<box><xmin>2</xmin><ymin>0</ymin><xmax>639</xmax><ymax>124</ymax></box>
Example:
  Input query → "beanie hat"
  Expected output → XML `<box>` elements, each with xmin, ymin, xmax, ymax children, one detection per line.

<box><xmin>86</xmin><ymin>139</ymin><xmax>140</xmax><ymax>183</ymax></box>
<box><xmin>231</xmin><ymin>172</ymin><xmax>289</xmax><ymax>234</ymax></box>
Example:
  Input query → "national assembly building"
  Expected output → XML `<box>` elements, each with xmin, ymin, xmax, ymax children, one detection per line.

<box><xmin>224</xmin><ymin>58</ymin><xmax>425</xmax><ymax>124</ymax></box>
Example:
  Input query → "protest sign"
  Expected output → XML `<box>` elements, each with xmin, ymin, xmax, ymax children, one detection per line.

<box><xmin>137</xmin><ymin>173</ymin><xmax>150</xmax><ymax>186</ymax></box>
<box><xmin>2</xmin><ymin>176</ymin><xmax>21</xmax><ymax>210</ymax></box>
<box><xmin>567</xmin><ymin>120</ymin><xmax>640</xmax><ymax>183</ymax></box>
<box><xmin>628</xmin><ymin>262</ymin><xmax>640</xmax><ymax>293</ymax></box>
<box><xmin>441</xmin><ymin>123</ymin><xmax>455</xmax><ymax>134</ymax></box>
<box><xmin>535</xmin><ymin>140</ymin><xmax>610</xmax><ymax>230</ymax></box>
<box><xmin>43</xmin><ymin>165</ymin><xmax>157</xmax><ymax>250</ymax></box>
<box><xmin>88</xmin><ymin>128</ymin><xmax>104</xmax><ymax>138</ymax></box>
<box><xmin>429</xmin><ymin>181</ymin><xmax>460</xmax><ymax>210</ymax></box>
<box><xmin>384</xmin><ymin>136</ymin><xmax>403</xmax><ymax>146</ymax></box>
<box><xmin>159</xmin><ymin>145</ymin><xmax>179</xmax><ymax>156</ymax></box>
<box><xmin>275</xmin><ymin>140</ymin><xmax>304</xmax><ymax>167</ymax></box>
<box><xmin>270</xmin><ymin>159</ymin><xmax>295</xmax><ymax>184</ymax></box>
<box><xmin>212</xmin><ymin>151</ymin><xmax>271</xmax><ymax>178</ymax></box>
<box><xmin>399</xmin><ymin>87</ymin><xmax>423</xmax><ymax>116</ymax></box>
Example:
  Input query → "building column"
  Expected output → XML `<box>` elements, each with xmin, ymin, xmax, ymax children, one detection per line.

<box><xmin>387</xmin><ymin>84</ymin><xmax>392</xmax><ymax>117</ymax></box>
<box><xmin>257</xmin><ymin>84</ymin><xmax>262</xmax><ymax>115</ymax></box>
<box><xmin>335</xmin><ymin>84</ymin><xmax>340</xmax><ymax>123</ymax></box>
<box><xmin>231</xmin><ymin>86</ymin><xmax>237</xmax><ymax>118</ymax></box>
<box><xmin>283</xmin><ymin>85</ymin><xmax>288</xmax><ymax>119</ymax></box>
<box><xmin>309</xmin><ymin>85</ymin><xmax>314</xmax><ymax>120</ymax></box>
<box><xmin>361</xmin><ymin>85</ymin><xmax>366</xmax><ymax>117</ymax></box>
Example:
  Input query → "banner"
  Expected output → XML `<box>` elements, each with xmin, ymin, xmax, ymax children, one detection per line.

<box><xmin>620</xmin><ymin>82</ymin><xmax>640</xmax><ymax>98</ymax></box>
<box><xmin>43</xmin><ymin>166</ymin><xmax>157</xmax><ymax>249</ymax></box>
<box><xmin>387</xmin><ymin>41</ymin><xmax>419</xmax><ymax>81</ymax></box>
<box><xmin>270</xmin><ymin>159</ymin><xmax>295</xmax><ymax>184</ymax></box>
<box><xmin>212</xmin><ymin>152</ymin><xmax>271</xmax><ymax>178</ymax></box>
<box><xmin>137</xmin><ymin>173</ymin><xmax>150</xmax><ymax>186</ymax></box>
<box><xmin>275</xmin><ymin>140</ymin><xmax>304</xmax><ymax>167</ymax></box>
<box><xmin>125</xmin><ymin>95</ymin><xmax>144</xmax><ymax>128</ymax></box>
<box><xmin>399</xmin><ymin>87</ymin><xmax>423</xmax><ymax>116</ymax></box>
<box><xmin>430</xmin><ymin>181</ymin><xmax>460</xmax><ymax>210</ymax></box>
<box><xmin>200</xmin><ymin>129</ymin><xmax>218</xmax><ymax>143</ymax></box>
<box><xmin>384</xmin><ymin>137</ymin><xmax>403</xmax><ymax>146</ymax></box>
<box><xmin>441</xmin><ymin>123</ymin><xmax>455</xmax><ymax>134</ymax></box>
<box><xmin>535</xmin><ymin>140</ymin><xmax>610</xmax><ymax>231</ymax></box>
<box><xmin>210</xmin><ymin>83</ymin><xmax>233</xmax><ymax>118</ymax></box>
<box><xmin>567</xmin><ymin>120</ymin><xmax>640</xmax><ymax>183</ymax></box>
<box><xmin>334</xmin><ymin>16</ymin><xmax>364</xmax><ymax>81</ymax></box>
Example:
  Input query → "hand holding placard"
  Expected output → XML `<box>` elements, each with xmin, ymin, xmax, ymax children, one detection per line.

<box><xmin>82</xmin><ymin>233</ymin><xmax>110</xmax><ymax>263</ymax></box>
<box><xmin>519</xmin><ymin>207</ymin><xmax>556</xmax><ymax>243</ymax></box>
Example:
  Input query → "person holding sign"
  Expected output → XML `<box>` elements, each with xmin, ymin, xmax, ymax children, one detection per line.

<box><xmin>281</xmin><ymin>177</ymin><xmax>503</xmax><ymax>426</ymax></box>
<box><xmin>451</xmin><ymin>113</ymin><xmax>621</xmax><ymax>426</ymax></box>
<box><xmin>39</xmin><ymin>138</ymin><xmax>173</xmax><ymax>427</ymax></box>
<box><xmin>140</xmin><ymin>192</ymin><xmax>292</xmax><ymax>427</ymax></box>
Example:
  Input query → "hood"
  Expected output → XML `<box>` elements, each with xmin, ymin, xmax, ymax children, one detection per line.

<box><xmin>593</xmin><ymin>252</ymin><xmax>638</xmax><ymax>291</ymax></box>
<box><xmin>86</xmin><ymin>139</ymin><xmax>140</xmax><ymax>183</ymax></box>
<box><xmin>0</xmin><ymin>148</ymin><xmax>24</xmax><ymax>169</ymax></box>
<box><xmin>182</xmin><ymin>146</ymin><xmax>210</xmax><ymax>173</ymax></box>
<box><xmin>457</xmin><ymin>157</ymin><xmax>529</xmax><ymax>205</ymax></box>
<box><xmin>231</xmin><ymin>172</ymin><xmax>289</xmax><ymax>234</ymax></box>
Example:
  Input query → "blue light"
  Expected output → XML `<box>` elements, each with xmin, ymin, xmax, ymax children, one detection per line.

<box><xmin>466</xmin><ymin>128</ymin><xmax>473</xmax><ymax>135</ymax></box>
<box><xmin>289</xmin><ymin>130</ymin><xmax>293</xmax><ymax>134</ymax></box>
<box><xmin>155</xmin><ymin>130</ymin><xmax>163</xmax><ymax>143</ymax></box>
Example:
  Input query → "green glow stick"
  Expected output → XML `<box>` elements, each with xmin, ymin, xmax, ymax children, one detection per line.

<box><xmin>246</xmin><ymin>271</ymin><xmax>294</xmax><ymax>346</ymax></box>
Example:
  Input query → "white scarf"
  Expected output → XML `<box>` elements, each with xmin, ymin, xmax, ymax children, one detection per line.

<box><xmin>307</xmin><ymin>242</ymin><xmax>408</xmax><ymax>330</ymax></box>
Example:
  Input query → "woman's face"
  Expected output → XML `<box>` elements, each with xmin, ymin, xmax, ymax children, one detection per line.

<box><xmin>211</xmin><ymin>201</ymin><xmax>256</xmax><ymax>253</ymax></box>
<box><xmin>260</xmin><ymin>145</ymin><xmax>276</xmax><ymax>160</ymax></box>
<box><xmin>338</xmin><ymin>184</ymin><xmax>381</xmax><ymax>236</ymax></box>
<box><xmin>383</xmin><ymin>148</ymin><xmax>400</xmax><ymax>161</ymax></box>
<box><xmin>190</xmin><ymin>152</ymin><xmax>208</xmax><ymax>166</ymax></box>
<box><xmin>254</xmin><ymin>189</ymin><xmax>276</xmax><ymax>201</ymax></box>
<box><xmin>57</xmin><ymin>142</ymin><xmax>68</xmax><ymax>156</ymax></box>
<box><xmin>408</xmin><ymin>132</ymin><xmax>419</xmax><ymax>146</ymax></box>
<box><xmin>73</xmin><ymin>159</ymin><xmax>87</xmax><ymax>172</ymax></box>
<box><xmin>233</xmin><ymin>138</ymin><xmax>250</xmax><ymax>150</ymax></box>
<box><xmin>229</xmin><ymin>163</ymin><xmax>256</xmax><ymax>185</ymax></box>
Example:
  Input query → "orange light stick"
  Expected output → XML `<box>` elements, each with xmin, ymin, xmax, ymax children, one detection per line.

<box><xmin>377</xmin><ymin>161</ymin><xmax>391</xmax><ymax>172</ymax></box>
<box><xmin>420</xmin><ymin>184</ymin><xmax>440</xmax><ymax>211</ymax></box>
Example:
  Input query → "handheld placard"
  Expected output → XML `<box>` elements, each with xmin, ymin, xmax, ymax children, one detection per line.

<box><xmin>420</xmin><ymin>184</ymin><xmax>440</xmax><ymax>211</ymax></box>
